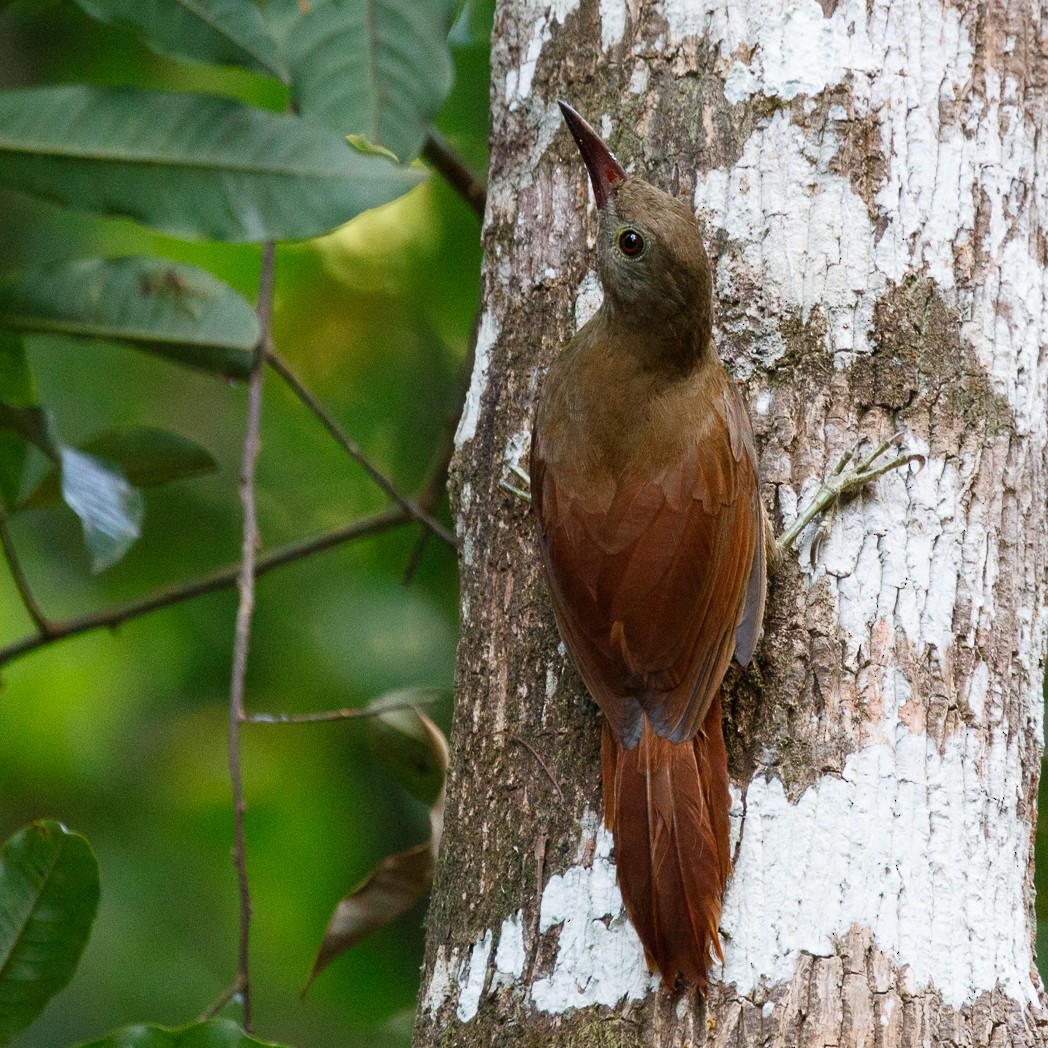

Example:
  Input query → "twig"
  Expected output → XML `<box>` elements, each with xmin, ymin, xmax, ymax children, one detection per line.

<box><xmin>226</xmin><ymin>241</ymin><xmax>276</xmax><ymax>1031</ymax></box>
<box><xmin>0</xmin><ymin>507</ymin><xmax>409</xmax><ymax>669</ymax></box>
<box><xmin>509</xmin><ymin>735</ymin><xmax>564</xmax><ymax>801</ymax></box>
<box><xmin>0</xmin><ymin>516</ymin><xmax>51</xmax><ymax>636</ymax></box>
<box><xmin>196</xmin><ymin>976</ymin><xmax>245</xmax><ymax>1023</ymax></box>
<box><xmin>422</xmin><ymin>129</ymin><xmax>487</xmax><ymax>220</ymax></box>
<box><xmin>265</xmin><ymin>348</ymin><xmax>455</xmax><ymax>548</ymax></box>
<box><xmin>401</xmin><ymin>530</ymin><xmax>430</xmax><ymax>586</ymax></box>
<box><xmin>243</xmin><ymin>697</ymin><xmax>436</xmax><ymax>725</ymax></box>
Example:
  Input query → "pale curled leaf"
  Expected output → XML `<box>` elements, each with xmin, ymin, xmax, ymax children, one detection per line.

<box><xmin>366</xmin><ymin>689</ymin><xmax>447</xmax><ymax>805</ymax></box>
<box><xmin>305</xmin><ymin>843</ymin><xmax>434</xmax><ymax>992</ymax></box>
<box><xmin>305</xmin><ymin>709</ymin><xmax>447</xmax><ymax>990</ymax></box>
<box><xmin>22</xmin><ymin>427</ymin><xmax>217</xmax><ymax>510</ymax></box>
<box><xmin>60</xmin><ymin>448</ymin><xmax>144</xmax><ymax>573</ymax></box>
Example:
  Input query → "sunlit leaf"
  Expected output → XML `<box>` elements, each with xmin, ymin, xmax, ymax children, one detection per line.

<box><xmin>72</xmin><ymin>0</ymin><xmax>288</xmax><ymax>81</ymax></box>
<box><xmin>269</xmin><ymin>0</ymin><xmax>456</xmax><ymax>162</ymax></box>
<box><xmin>0</xmin><ymin>333</ymin><xmax>34</xmax><ymax>509</ymax></box>
<box><xmin>22</xmin><ymin>427</ymin><xmax>217</xmax><ymax>509</ymax></box>
<box><xmin>305</xmin><ymin>706</ymin><xmax>448</xmax><ymax>990</ymax></box>
<box><xmin>346</xmin><ymin>135</ymin><xmax>399</xmax><ymax>163</ymax></box>
<box><xmin>0</xmin><ymin>87</ymin><xmax>425</xmax><ymax>242</ymax></box>
<box><xmin>73</xmin><ymin>1019</ymin><xmax>289</xmax><ymax>1048</ymax></box>
<box><xmin>0</xmin><ymin>258</ymin><xmax>259</xmax><ymax>377</ymax></box>
<box><xmin>60</xmin><ymin>447</ymin><xmax>145</xmax><ymax>573</ymax></box>
<box><xmin>0</xmin><ymin>821</ymin><xmax>100</xmax><ymax>1046</ymax></box>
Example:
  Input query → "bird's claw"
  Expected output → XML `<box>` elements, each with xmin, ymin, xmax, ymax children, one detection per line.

<box><xmin>500</xmin><ymin>462</ymin><xmax>533</xmax><ymax>503</ymax></box>
<box><xmin>777</xmin><ymin>432</ymin><xmax>924</xmax><ymax>562</ymax></box>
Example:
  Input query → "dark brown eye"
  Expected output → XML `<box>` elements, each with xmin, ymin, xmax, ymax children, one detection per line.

<box><xmin>618</xmin><ymin>228</ymin><xmax>644</xmax><ymax>256</ymax></box>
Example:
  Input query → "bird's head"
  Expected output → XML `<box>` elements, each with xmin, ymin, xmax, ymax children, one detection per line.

<box><xmin>559</xmin><ymin>101</ymin><xmax>713</xmax><ymax>358</ymax></box>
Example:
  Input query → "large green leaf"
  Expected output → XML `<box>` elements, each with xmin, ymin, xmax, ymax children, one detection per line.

<box><xmin>73</xmin><ymin>1020</ymin><xmax>290</xmax><ymax>1047</ymax></box>
<box><xmin>22</xmin><ymin>427</ymin><xmax>217</xmax><ymax>509</ymax></box>
<box><xmin>0</xmin><ymin>258</ymin><xmax>260</xmax><ymax>377</ymax></box>
<box><xmin>0</xmin><ymin>821</ymin><xmax>100</xmax><ymax>1046</ymax></box>
<box><xmin>269</xmin><ymin>0</ymin><xmax>456</xmax><ymax>162</ymax></box>
<box><xmin>72</xmin><ymin>0</ymin><xmax>287</xmax><ymax>81</ymax></box>
<box><xmin>0</xmin><ymin>87</ymin><xmax>425</xmax><ymax>242</ymax></box>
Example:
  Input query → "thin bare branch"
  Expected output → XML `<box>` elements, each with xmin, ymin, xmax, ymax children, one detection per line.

<box><xmin>422</xmin><ymin>129</ymin><xmax>487</xmax><ymax>219</ymax></box>
<box><xmin>0</xmin><ymin>507</ymin><xmax>409</xmax><ymax>669</ymax></box>
<box><xmin>508</xmin><ymin>734</ymin><xmax>565</xmax><ymax>801</ymax></box>
<box><xmin>196</xmin><ymin>976</ymin><xmax>245</xmax><ymax>1023</ymax></box>
<box><xmin>226</xmin><ymin>240</ymin><xmax>277</xmax><ymax>1031</ymax></box>
<box><xmin>243</xmin><ymin>697</ymin><xmax>436</xmax><ymax>725</ymax></box>
<box><xmin>265</xmin><ymin>348</ymin><xmax>456</xmax><ymax>548</ymax></box>
<box><xmin>0</xmin><ymin>516</ymin><xmax>51</xmax><ymax>636</ymax></box>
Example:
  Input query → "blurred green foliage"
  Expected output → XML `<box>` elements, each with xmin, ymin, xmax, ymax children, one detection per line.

<box><xmin>0</xmin><ymin>0</ymin><xmax>492</xmax><ymax>1044</ymax></box>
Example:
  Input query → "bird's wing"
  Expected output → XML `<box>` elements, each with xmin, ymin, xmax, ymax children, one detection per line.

<box><xmin>532</xmin><ymin>381</ymin><xmax>763</xmax><ymax>746</ymax></box>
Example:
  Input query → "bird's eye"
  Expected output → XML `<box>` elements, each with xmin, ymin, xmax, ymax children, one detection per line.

<box><xmin>618</xmin><ymin>228</ymin><xmax>644</xmax><ymax>257</ymax></box>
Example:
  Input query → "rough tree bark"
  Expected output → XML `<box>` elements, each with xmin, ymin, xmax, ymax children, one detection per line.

<box><xmin>415</xmin><ymin>0</ymin><xmax>1048</xmax><ymax>1044</ymax></box>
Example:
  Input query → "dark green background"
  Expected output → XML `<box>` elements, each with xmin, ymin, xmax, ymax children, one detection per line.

<box><xmin>0</xmin><ymin>1</ymin><xmax>491</xmax><ymax>1045</ymax></box>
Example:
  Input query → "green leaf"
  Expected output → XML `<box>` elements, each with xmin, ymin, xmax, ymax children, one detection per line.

<box><xmin>0</xmin><ymin>404</ymin><xmax>57</xmax><ymax>460</ymax></box>
<box><xmin>72</xmin><ymin>1020</ymin><xmax>290</xmax><ymax>1048</ymax></box>
<box><xmin>366</xmin><ymin>690</ymin><xmax>447</xmax><ymax>806</ymax></box>
<box><xmin>60</xmin><ymin>447</ymin><xmax>145</xmax><ymax>573</ymax></box>
<box><xmin>22</xmin><ymin>427</ymin><xmax>217</xmax><ymax>509</ymax></box>
<box><xmin>0</xmin><ymin>821</ymin><xmax>100</xmax><ymax>1046</ymax></box>
<box><xmin>270</xmin><ymin>0</ymin><xmax>456</xmax><ymax>162</ymax></box>
<box><xmin>72</xmin><ymin>0</ymin><xmax>288</xmax><ymax>81</ymax></box>
<box><xmin>0</xmin><ymin>258</ymin><xmax>260</xmax><ymax>377</ymax></box>
<box><xmin>0</xmin><ymin>87</ymin><xmax>425</xmax><ymax>242</ymax></box>
<box><xmin>0</xmin><ymin>333</ymin><xmax>35</xmax><ymax>509</ymax></box>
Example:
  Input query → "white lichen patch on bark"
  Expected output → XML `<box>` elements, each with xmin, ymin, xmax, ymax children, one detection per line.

<box><xmin>491</xmin><ymin>910</ymin><xmax>527</xmax><ymax>990</ymax></box>
<box><xmin>695</xmin><ymin>112</ymin><xmax>876</xmax><ymax>369</ymax></box>
<box><xmin>684</xmin><ymin>0</ymin><xmax>1047</xmax><ymax>440</ymax></box>
<box><xmin>455</xmin><ymin>308</ymin><xmax>500</xmax><ymax>448</ymax></box>
<box><xmin>421</xmin><ymin>944</ymin><xmax>459</xmax><ymax>1016</ymax></box>
<box><xmin>456</xmin><ymin>929</ymin><xmax>494</xmax><ymax>1021</ymax></box>
<box><xmin>721</xmin><ymin>730</ymin><xmax>1038</xmax><ymax>1008</ymax></box>
<box><xmin>530</xmin><ymin>812</ymin><xmax>659</xmax><ymax>1011</ymax></box>
<box><xmin>504</xmin><ymin>0</ymin><xmax>581</xmax><ymax>104</ymax></box>
<box><xmin>599</xmin><ymin>0</ymin><xmax>628</xmax><ymax>50</ymax></box>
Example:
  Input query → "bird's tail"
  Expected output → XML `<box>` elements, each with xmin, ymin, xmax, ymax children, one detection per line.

<box><xmin>600</xmin><ymin>694</ymin><xmax>731</xmax><ymax>991</ymax></box>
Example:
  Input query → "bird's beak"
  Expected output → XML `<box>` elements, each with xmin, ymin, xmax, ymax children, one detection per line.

<box><xmin>558</xmin><ymin>100</ymin><xmax>627</xmax><ymax>210</ymax></box>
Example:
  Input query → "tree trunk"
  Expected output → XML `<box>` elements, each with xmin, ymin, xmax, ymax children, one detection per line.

<box><xmin>415</xmin><ymin>0</ymin><xmax>1048</xmax><ymax>1044</ymax></box>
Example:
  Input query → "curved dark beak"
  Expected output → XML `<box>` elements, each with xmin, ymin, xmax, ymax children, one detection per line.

<box><xmin>558</xmin><ymin>100</ymin><xmax>627</xmax><ymax>210</ymax></box>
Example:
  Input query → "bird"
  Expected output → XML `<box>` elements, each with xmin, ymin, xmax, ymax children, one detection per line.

<box><xmin>529</xmin><ymin>101</ymin><xmax>768</xmax><ymax>991</ymax></box>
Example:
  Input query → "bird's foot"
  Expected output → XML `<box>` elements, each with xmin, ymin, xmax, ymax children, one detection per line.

<box><xmin>499</xmin><ymin>462</ymin><xmax>532</xmax><ymax>503</ymax></box>
<box><xmin>775</xmin><ymin>433</ymin><xmax>924</xmax><ymax>564</ymax></box>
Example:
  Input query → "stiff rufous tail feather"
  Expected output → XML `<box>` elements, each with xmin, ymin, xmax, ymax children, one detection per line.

<box><xmin>600</xmin><ymin>693</ymin><xmax>731</xmax><ymax>990</ymax></box>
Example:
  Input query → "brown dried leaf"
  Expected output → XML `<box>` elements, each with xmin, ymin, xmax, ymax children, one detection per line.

<box><xmin>303</xmin><ymin>709</ymin><xmax>447</xmax><ymax>992</ymax></box>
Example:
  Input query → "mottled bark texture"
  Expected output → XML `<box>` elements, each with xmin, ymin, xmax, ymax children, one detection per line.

<box><xmin>415</xmin><ymin>0</ymin><xmax>1048</xmax><ymax>1044</ymax></box>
